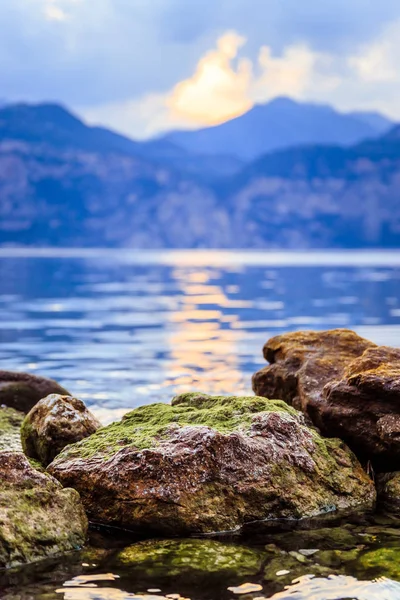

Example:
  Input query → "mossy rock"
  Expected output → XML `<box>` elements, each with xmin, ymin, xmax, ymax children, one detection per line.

<box><xmin>358</xmin><ymin>546</ymin><xmax>400</xmax><ymax>581</ymax></box>
<box><xmin>0</xmin><ymin>406</ymin><xmax>24</xmax><ymax>453</ymax></box>
<box><xmin>48</xmin><ymin>393</ymin><xmax>375</xmax><ymax>535</ymax></box>
<box><xmin>115</xmin><ymin>539</ymin><xmax>263</xmax><ymax>579</ymax></box>
<box><xmin>52</xmin><ymin>393</ymin><xmax>299</xmax><ymax>461</ymax></box>
<box><xmin>0</xmin><ymin>452</ymin><xmax>88</xmax><ymax>569</ymax></box>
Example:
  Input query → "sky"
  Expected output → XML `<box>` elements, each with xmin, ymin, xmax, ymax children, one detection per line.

<box><xmin>2</xmin><ymin>0</ymin><xmax>400</xmax><ymax>139</ymax></box>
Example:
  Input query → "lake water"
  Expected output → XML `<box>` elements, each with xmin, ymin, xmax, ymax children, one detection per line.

<box><xmin>3</xmin><ymin>249</ymin><xmax>400</xmax><ymax>599</ymax></box>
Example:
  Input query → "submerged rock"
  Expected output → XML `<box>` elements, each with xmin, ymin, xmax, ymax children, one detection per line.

<box><xmin>115</xmin><ymin>539</ymin><xmax>263</xmax><ymax>580</ymax></box>
<box><xmin>252</xmin><ymin>330</ymin><xmax>400</xmax><ymax>469</ymax></box>
<box><xmin>48</xmin><ymin>393</ymin><xmax>375</xmax><ymax>535</ymax></box>
<box><xmin>0</xmin><ymin>370</ymin><xmax>69</xmax><ymax>413</ymax></box>
<box><xmin>0</xmin><ymin>406</ymin><xmax>24</xmax><ymax>453</ymax></box>
<box><xmin>21</xmin><ymin>394</ymin><xmax>101</xmax><ymax>466</ymax></box>
<box><xmin>0</xmin><ymin>452</ymin><xmax>88</xmax><ymax>569</ymax></box>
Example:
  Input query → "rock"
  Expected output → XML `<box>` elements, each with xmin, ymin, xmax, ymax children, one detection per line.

<box><xmin>21</xmin><ymin>394</ymin><xmax>102</xmax><ymax>466</ymax></box>
<box><xmin>0</xmin><ymin>406</ymin><xmax>24</xmax><ymax>453</ymax></box>
<box><xmin>252</xmin><ymin>330</ymin><xmax>400</xmax><ymax>469</ymax></box>
<box><xmin>376</xmin><ymin>472</ymin><xmax>400</xmax><ymax>515</ymax></box>
<box><xmin>48</xmin><ymin>393</ymin><xmax>375</xmax><ymax>535</ymax></box>
<box><xmin>252</xmin><ymin>329</ymin><xmax>375</xmax><ymax>428</ymax></box>
<box><xmin>0</xmin><ymin>452</ymin><xmax>88</xmax><ymax>569</ymax></box>
<box><xmin>0</xmin><ymin>370</ymin><xmax>69</xmax><ymax>413</ymax></box>
<box><xmin>323</xmin><ymin>345</ymin><xmax>400</xmax><ymax>470</ymax></box>
<box><xmin>114</xmin><ymin>539</ymin><xmax>263</xmax><ymax>581</ymax></box>
<box><xmin>358</xmin><ymin>547</ymin><xmax>400</xmax><ymax>581</ymax></box>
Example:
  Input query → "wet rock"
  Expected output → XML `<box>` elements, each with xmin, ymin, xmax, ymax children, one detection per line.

<box><xmin>0</xmin><ymin>452</ymin><xmax>88</xmax><ymax>569</ymax></box>
<box><xmin>0</xmin><ymin>406</ymin><xmax>24</xmax><ymax>453</ymax></box>
<box><xmin>48</xmin><ymin>393</ymin><xmax>375</xmax><ymax>535</ymax></box>
<box><xmin>358</xmin><ymin>547</ymin><xmax>400</xmax><ymax>580</ymax></box>
<box><xmin>0</xmin><ymin>370</ymin><xmax>69</xmax><ymax>413</ymax></box>
<box><xmin>376</xmin><ymin>472</ymin><xmax>400</xmax><ymax>516</ymax></box>
<box><xmin>252</xmin><ymin>329</ymin><xmax>375</xmax><ymax>427</ymax></box>
<box><xmin>21</xmin><ymin>394</ymin><xmax>101</xmax><ymax>466</ymax></box>
<box><xmin>252</xmin><ymin>330</ymin><xmax>400</xmax><ymax>469</ymax></box>
<box><xmin>324</xmin><ymin>345</ymin><xmax>400</xmax><ymax>470</ymax></box>
<box><xmin>114</xmin><ymin>539</ymin><xmax>263</xmax><ymax>580</ymax></box>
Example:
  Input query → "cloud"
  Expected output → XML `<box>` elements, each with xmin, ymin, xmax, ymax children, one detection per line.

<box><xmin>166</xmin><ymin>31</ymin><xmax>252</xmax><ymax>126</ymax></box>
<box><xmin>42</xmin><ymin>0</ymin><xmax>80</xmax><ymax>22</ymax></box>
<box><xmin>2</xmin><ymin>0</ymin><xmax>400</xmax><ymax>109</ymax></box>
<box><xmin>348</xmin><ymin>22</ymin><xmax>400</xmax><ymax>83</ymax></box>
<box><xmin>1</xmin><ymin>0</ymin><xmax>400</xmax><ymax>138</ymax></box>
<box><xmin>81</xmin><ymin>32</ymin><xmax>341</xmax><ymax>138</ymax></box>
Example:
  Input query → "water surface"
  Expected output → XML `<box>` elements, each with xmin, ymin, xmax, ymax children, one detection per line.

<box><xmin>2</xmin><ymin>249</ymin><xmax>400</xmax><ymax>599</ymax></box>
<box><xmin>1</xmin><ymin>249</ymin><xmax>400</xmax><ymax>423</ymax></box>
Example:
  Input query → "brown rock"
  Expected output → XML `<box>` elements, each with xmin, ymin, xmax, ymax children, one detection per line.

<box><xmin>252</xmin><ymin>330</ymin><xmax>400</xmax><ymax>470</ymax></box>
<box><xmin>252</xmin><ymin>329</ymin><xmax>375</xmax><ymax>426</ymax></box>
<box><xmin>324</xmin><ymin>346</ymin><xmax>400</xmax><ymax>470</ymax></box>
<box><xmin>48</xmin><ymin>394</ymin><xmax>375</xmax><ymax>536</ymax></box>
<box><xmin>0</xmin><ymin>370</ymin><xmax>69</xmax><ymax>413</ymax></box>
<box><xmin>0</xmin><ymin>452</ymin><xmax>88</xmax><ymax>568</ymax></box>
<box><xmin>21</xmin><ymin>394</ymin><xmax>102</xmax><ymax>466</ymax></box>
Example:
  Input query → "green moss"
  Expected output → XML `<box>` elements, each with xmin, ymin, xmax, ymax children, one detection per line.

<box><xmin>27</xmin><ymin>458</ymin><xmax>46</xmax><ymax>473</ymax></box>
<box><xmin>0</xmin><ymin>407</ymin><xmax>24</xmax><ymax>452</ymax></box>
<box><xmin>358</xmin><ymin>547</ymin><xmax>400</xmax><ymax>580</ymax></box>
<box><xmin>54</xmin><ymin>393</ymin><xmax>298</xmax><ymax>461</ymax></box>
<box><xmin>115</xmin><ymin>538</ymin><xmax>263</xmax><ymax>578</ymax></box>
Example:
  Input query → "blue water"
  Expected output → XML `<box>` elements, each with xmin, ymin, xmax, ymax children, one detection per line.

<box><xmin>1</xmin><ymin>250</ymin><xmax>400</xmax><ymax>424</ymax></box>
<box><xmin>3</xmin><ymin>249</ymin><xmax>400</xmax><ymax>600</ymax></box>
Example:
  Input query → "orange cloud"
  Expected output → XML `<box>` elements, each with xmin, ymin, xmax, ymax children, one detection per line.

<box><xmin>167</xmin><ymin>31</ymin><xmax>253</xmax><ymax>126</ymax></box>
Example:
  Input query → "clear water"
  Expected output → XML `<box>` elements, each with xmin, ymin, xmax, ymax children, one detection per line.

<box><xmin>2</xmin><ymin>249</ymin><xmax>400</xmax><ymax>599</ymax></box>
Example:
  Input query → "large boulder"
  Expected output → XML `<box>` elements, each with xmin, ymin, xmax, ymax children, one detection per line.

<box><xmin>252</xmin><ymin>329</ymin><xmax>375</xmax><ymax>427</ymax></box>
<box><xmin>21</xmin><ymin>394</ymin><xmax>101</xmax><ymax>466</ymax></box>
<box><xmin>48</xmin><ymin>393</ymin><xmax>375</xmax><ymax>535</ymax></box>
<box><xmin>0</xmin><ymin>452</ymin><xmax>88</xmax><ymax>568</ymax></box>
<box><xmin>324</xmin><ymin>345</ymin><xmax>400</xmax><ymax>470</ymax></box>
<box><xmin>0</xmin><ymin>370</ymin><xmax>69</xmax><ymax>413</ymax></box>
<box><xmin>252</xmin><ymin>331</ymin><xmax>400</xmax><ymax>470</ymax></box>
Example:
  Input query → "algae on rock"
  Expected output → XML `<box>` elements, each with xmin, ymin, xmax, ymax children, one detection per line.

<box><xmin>115</xmin><ymin>539</ymin><xmax>264</xmax><ymax>579</ymax></box>
<box><xmin>48</xmin><ymin>393</ymin><xmax>375</xmax><ymax>535</ymax></box>
<box><xmin>0</xmin><ymin>452</ymin><xmax>88</xmax><ymax>569</ymax></box>
<box><xmin>0</xmin><ymin>407</ymin><xmax>24</xmax><ymax>453</ymax></box>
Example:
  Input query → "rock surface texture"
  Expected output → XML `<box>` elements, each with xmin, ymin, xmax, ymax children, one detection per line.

<box><xmin>48</xmin><ymin>393</ymin><xmax>375</xmax><ymax>535</ymax></box>
<box><xmin>21</xmin><ymin>394</ymin><xmax>102</xmax><ymax>466</ymax></box>
<box><xmin>0</xmin><ymin>407</ymin><xmax>24</xmax><ymax>453</ymax></box>
<box><xmin>0</xmin><ymin>370</ymin><xmax>69</xmax><ymax>413</ymax></box>
<box><xmin>376</xmin><ymin>472</ymin><xmax>400</xmax><ymax>516</ymax></box>
<box><xmin>0</xmin><ymin>452</ymin><xmax>88</xmax><ymax>569</ymax></box>
<box><xmin>252</xmin><ymin>330</ymin><xmax>400</xmax><ymax>470</ymax></box>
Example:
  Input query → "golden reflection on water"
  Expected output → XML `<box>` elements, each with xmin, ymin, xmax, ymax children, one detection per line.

<box><xmin>163</xmin><ymin>267</ymin><xmax>248</xmax><ymax>396</ymax></box>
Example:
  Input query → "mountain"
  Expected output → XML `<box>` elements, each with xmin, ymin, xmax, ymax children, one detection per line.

<box><xmin>349</xmin><ymin>110</ymin><xmax>393</xmax><ymax>134</ymax></box>
<box><xmin>160</xmin><ymin>97</ymin><xmax>394</xmax><ymax>160</ymax></box>
<box><xmin>1</xmin><ymin>100</ymin><xmax>400</xmax><ymax>249</ymax></box>
<box><xmin>216</xmin><ymin>127</ymin><xmax>400</xmax><ymax>248</ymax></box>
<box><xmin>0</xmin><ymin>102</ymin><xmax>181</xmax><ymax>159</ymax></box>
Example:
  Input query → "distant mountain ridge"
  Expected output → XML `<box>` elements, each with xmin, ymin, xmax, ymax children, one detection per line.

<box><xmin>160</xmin><ymin>97</ymin><xmax>393</xmax><ymax>160</ymax></box>
<box><xmin>1</xmin><ymin>98</ymin><xmax>400</xmax><ymax>249</ymax></box>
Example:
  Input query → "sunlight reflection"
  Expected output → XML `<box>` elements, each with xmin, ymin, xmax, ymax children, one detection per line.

<box><xmin>164</xmin><ymin>267</ymin><xmax>248</xmax><ymax>396</ymax></box>
<box><xmin>269</xmin><ymin>574</ymin><xmax>400</xmax><ymax>599</ymax></box>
